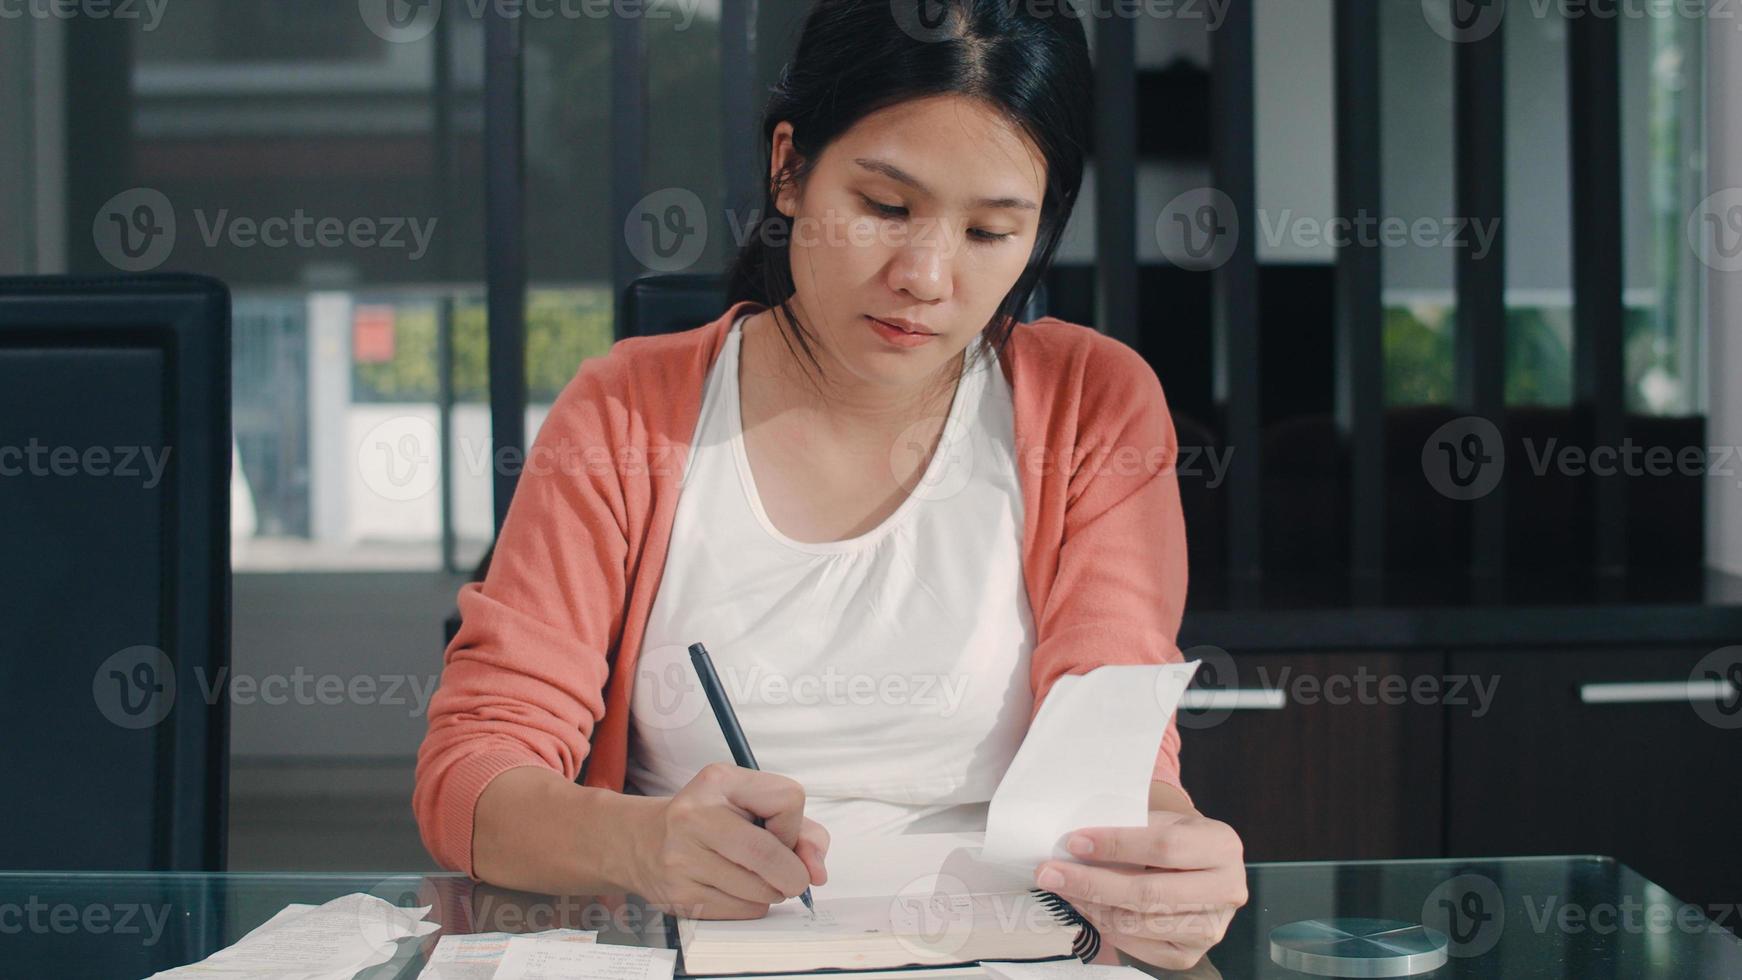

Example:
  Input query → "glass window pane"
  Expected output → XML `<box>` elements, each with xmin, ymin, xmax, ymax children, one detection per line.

<box><xmin>1504</xmin><ymin>7</ymin><xmax>1573</xmax><ymax>407</ymax></box>
<box><xmin>1381</xmin><ymin>0</ymin><xmax>1457</xmax><ymax>406</ymax></box>
<box><xmin>118</xmin><ymin>0</ymin><xmax>490</xmax><ymax>571</ymax></box>
<box><xmin>1621</xmin><ymin>5</ymin><xmax>1704</xmax><ymax>415</ymax></box>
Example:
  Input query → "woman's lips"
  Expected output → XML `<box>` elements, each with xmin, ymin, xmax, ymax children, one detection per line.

<box><xmin>866</xmin><ymin>315</ymin><xmax>938</xmax><ymax>348</ymax></box>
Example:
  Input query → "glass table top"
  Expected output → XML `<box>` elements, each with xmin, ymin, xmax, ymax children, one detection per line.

<box><xmin>2</xmin><ymin>855</ymin><xmax>1737</xmax><ymax>978</ymax></box>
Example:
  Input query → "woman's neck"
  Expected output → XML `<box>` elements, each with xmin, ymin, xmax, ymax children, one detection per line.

<box><xmin>739</xmin><ymin>307</ymin><xmax>960</xmax><ymax>445</ymax></box>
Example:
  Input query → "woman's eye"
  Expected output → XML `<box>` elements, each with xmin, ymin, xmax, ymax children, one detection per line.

<box><xmin>863</xmin><ymin>196</ymin><xmax>1012</xmax><ymax>244</ymax></box>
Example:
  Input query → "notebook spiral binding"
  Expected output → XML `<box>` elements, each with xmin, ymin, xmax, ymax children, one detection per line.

<box><xmin>1029</xmin><ymin>887</ymin><xmax>1101</xmax><ymax>962</ymax></box>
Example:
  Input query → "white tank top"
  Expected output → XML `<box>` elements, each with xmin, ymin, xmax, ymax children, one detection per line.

<box><xmin>625</xmin><ymin>313</ymin><xmax>1036</xmax><ymax>840</ymax></box>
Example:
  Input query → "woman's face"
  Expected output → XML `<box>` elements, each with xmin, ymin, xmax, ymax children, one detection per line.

<box><xmin>769</xmin><ymin>94</ymin><xmax>1047</xmax><ymax>397</ymax></box>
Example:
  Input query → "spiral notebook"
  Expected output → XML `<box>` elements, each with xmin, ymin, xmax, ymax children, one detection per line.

<box><xmin>670</xmin><ymin>886</ymin><xmax>1096</xmax><ymax>977</ymax></box>
<box><xmin>666</xmin><ymin>832</ymin><xmax>1099</xmax><ymax>977</ymax></box>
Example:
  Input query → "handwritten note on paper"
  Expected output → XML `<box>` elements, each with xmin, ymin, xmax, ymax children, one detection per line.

<box><xmin>416</xmin><ymin>929</ymin><xmax>598</xmax><ymax>980</ymax></box>
<box><xmin>982</xmin><ymin>661</ymin><xmax>1200</xmax><ymax>868</ymax></box>
<box><xmin>145</xmin><ymin>892</ymin><xmax>440</xmax><ymax>979</ymax></box>
<box><xmin>493</xmin><ymin>938</ymin><xmax>677</xmax><ymax>980</ymax></box>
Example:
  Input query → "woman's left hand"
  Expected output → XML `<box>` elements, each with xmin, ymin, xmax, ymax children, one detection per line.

<box><xmin>1033</xmin><ymin>810</ymin><xmax>1247</xmax><ymax>972</ymax></box>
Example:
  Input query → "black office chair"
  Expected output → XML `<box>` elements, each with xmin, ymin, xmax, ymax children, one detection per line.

<box><xmin>0</xmin><ymin>274</ymin><xmax>231</xmax><ymax>871</ymax></box>
<box><xmin>444</xmin><ymin>274</ymin><xmax>1052</xmax><ymax>643</ymax></box>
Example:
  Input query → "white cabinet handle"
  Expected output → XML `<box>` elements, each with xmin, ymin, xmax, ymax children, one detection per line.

<box><xmin>1577</xmin><ymin>680</ymin><xmax>1739</xmax><ymax>705</ymax></box>
<box><xmin>1180</xmin><ymin>688</ymin><xmax>1288</xmax><ymax>711</ymax></box>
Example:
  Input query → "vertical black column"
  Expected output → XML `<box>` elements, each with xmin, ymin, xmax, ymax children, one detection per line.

<box><xmin>1211</xmin><ymin>0</ymin><xmax>1262</xmax><ymax>585</ymax></box>
<box><xmin>1093</xmin><ymin>12</ymin><xmax>1138</xmax><ymax>349</ymax></box>
<box><xmin>611</xmin><ymin>8</ymin><xmax>649</xmax><ymax>333</ymax></box>
<box><xmin>722</xmin><ymin>0</ymin><xmax>760</xmax><ymax>264</ymax></box>
<box><xmin>433</xmin><ymin>0</ymin><xmax>458</xmax><ymax>572</ymax></box>
<box><xmin>63</xmin><ymin>19</ymin><xmax>133</xmax><ymax>274</ymax></box>
<box><xmin>1335</xmin><ymin>0</ymin><xmax>1385</xmax><ymax>587</ymax></box>
<box><xmin>1567</xmin><ymin>0</ymin><xmax>1627</xmax><ymax>577</ymax></box>
<box><xmin>1453</xmin><ymin>15</ymin><xmax>1507</xmax><ymax>583</ymax></box>
<box><xmin>485</xmin><ymin>4</ymin><xmax>527</xmax><ymax>533</ymax></box>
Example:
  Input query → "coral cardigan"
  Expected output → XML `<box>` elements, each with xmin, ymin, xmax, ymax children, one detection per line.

<box><xmin>413</xmin><ymin>299</ymin><xmax>1192</xmax><ymax>878</ymax></box>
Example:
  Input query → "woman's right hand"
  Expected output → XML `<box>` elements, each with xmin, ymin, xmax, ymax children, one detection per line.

<box><xmin>630</xmin><ymin>762</ymin><xmax>831</xmax><ymax>919</ymax></box>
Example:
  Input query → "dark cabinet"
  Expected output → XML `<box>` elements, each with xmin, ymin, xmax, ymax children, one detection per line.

<box><xmin>1445</xmin><ymin>647</ymin><xmax>1742</xmax><ymax>909</ymax></box>
<box><xmin>1175</xmin><ymin>645</ymin><xmax>1741</xmax><ymax>906</ymax></box>
<box><xmin>1178</xmin><ymin>651</ymin><xmax>1445</xmax><ymax>862</ymax></box>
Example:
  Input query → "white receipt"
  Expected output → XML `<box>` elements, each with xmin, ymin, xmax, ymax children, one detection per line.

<box><xmin>416</xmin><ymin>929</ymin><xmax>597</xmax><ymax>979</ymax></box>
<box><xmin>145</xmin><ymin>892</ymin><xmax>440</xmax><ymax>979</ymax></box>
<box><xmin>980</xmin><ymin>959</ymin><xmax>1153</xmax><ymax>980</ymax></box>
<box><xmin>493</xmin><ymin>937</ymin><xmax>677</xmax><ymax>980</ymax></box>
<box><xmin>982</xmin><ymin>662</ymin><xmax>1200</xmax><ymax>867</ymax></box>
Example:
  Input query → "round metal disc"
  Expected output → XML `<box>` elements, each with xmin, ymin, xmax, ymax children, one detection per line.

<box><xmin>1268</xmin><ymin>918</ymin><xmax>1450</xmax><ymax>977</ymax></box>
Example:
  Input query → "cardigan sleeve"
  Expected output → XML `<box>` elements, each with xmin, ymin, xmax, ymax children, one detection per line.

<box><xmin>412</xmin><ymin>358</ymin><xmax>631</xmax><ymax>879</ymax></box>
<box><xmin>1026</xmin><ymin>337</ymin><xmax>1193</xmax><ymax>806</ymax></box>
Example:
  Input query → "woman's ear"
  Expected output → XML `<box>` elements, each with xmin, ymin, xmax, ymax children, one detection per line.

<box><xmin>769</xmin><ymin>121</ymin><xmax>801</xmax><ymax>218</ymax></box>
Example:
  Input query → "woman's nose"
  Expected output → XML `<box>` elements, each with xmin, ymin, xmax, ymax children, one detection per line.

<box><xmin>888</xmin><ymin>218</ymin><xmax>956</xmax><ymax>303</ymax></box>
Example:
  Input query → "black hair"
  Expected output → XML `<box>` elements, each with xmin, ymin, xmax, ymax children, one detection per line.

<box><xmin>723</xmin><ymin>0</ymin><xmax>1092</xmax><ymax>398</ymax></box>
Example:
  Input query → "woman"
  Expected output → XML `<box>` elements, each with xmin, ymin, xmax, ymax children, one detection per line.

<box><xmin>414</xmin><ymin>0</ymin><xmax>1246</xmax><ymax>968</ymax></box>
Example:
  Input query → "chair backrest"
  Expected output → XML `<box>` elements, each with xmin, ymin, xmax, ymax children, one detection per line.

<box><xmin>622</xmin><ymin>272</ymin><xmax>1051</xmax><ymax>337</ymax></box>
<box><xmin>0</xmin><ymin>274</ymin><xmax>231</xmax><ymax>871</ymax></box>
<box><xmin>622</xmin><ymin>273</ymin><xmax>735</xmax><ymax>338</ymax></box>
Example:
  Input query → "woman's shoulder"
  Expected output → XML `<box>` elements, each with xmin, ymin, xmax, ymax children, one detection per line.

<box><xmin>1008</xmin><ymin>315</ymin><xmax>1165</xmax><ymax>403</ymax></box>
<box><xmin>574</xmin><ymin>320</ymin><xmax>722</xmax><ymax>388</ymax></box>
<box><xmin>538</xmin><ymin>319</ymin><xmax>725</xmax><ymax>447</ymax></box>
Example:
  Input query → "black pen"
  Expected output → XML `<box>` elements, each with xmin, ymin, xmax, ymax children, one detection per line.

<box><xmin>687</xmin><ymin>642</ymin><xmax>817</xmax><ymax>917</ymax></box>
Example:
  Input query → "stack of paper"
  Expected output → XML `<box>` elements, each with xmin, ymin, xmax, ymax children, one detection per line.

<box><xmin>415</xmin><ymin>929</ymin><xmax>597</xmax><ymax>979</ymax></box>
<box><xmin>491</xmin><ymin>936</ymin><xmax>677</xmax><ymax>980</ymax></box>
<box><xmin>145</xmin><ymin>892</ymin><xmax>440</xmax><ymax>979</ymax></box>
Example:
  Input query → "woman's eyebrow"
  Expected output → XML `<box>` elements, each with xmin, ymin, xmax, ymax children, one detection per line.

<box><xmin>853</xmin><ymin>157</ymin><xmax>1039</xmax><ymax>212</ymax></box>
